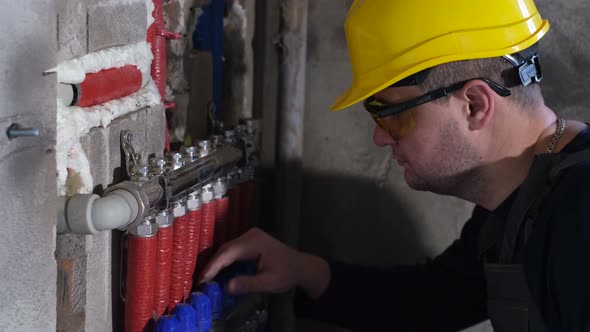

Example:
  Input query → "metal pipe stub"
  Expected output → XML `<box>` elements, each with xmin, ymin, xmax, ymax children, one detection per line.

<box><xmin>128</xmin><ymin>214</ymin><xmax>158</xmax><ymax>238</ymax></box>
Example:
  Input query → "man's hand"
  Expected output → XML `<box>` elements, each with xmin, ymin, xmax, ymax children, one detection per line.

<box><xmin>199</xmin><ymin>228</ymin><xmax>330</xmax><ymax>298</ymax></box>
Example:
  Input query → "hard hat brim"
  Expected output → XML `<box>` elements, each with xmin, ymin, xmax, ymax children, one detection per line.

<box><xmin>330</xmin><ymin>19</ymin><xmax>550</xmax><ymax>112</ymax></box>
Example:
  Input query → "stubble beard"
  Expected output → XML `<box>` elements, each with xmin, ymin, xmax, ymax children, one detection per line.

<box><xmin>405</xmin><ymin>119</ymin><xmax>487</xmax><ymax>201</ymax></box>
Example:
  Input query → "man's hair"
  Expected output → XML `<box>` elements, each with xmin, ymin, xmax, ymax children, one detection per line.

<box><xmin>420</xmin><ymin>56</ymin><xmax>543</xmax><ymax>109</ymax></box>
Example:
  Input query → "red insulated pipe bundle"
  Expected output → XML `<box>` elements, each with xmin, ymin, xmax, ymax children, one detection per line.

<box><xmin>169</xmin><ymin>201</ymin><xmax>189</xmax><ymax>311</ymax></box>
<box><xmin>197</xmin><ymin>185</ymin><xmax>216</xmax><ymax>272</ymax></box>
<box><xmin>227</xmin><ymin>186</ymin><xmax>241</xmax><ymax>241</ymax></box>
<box><xmin>153</xmin><ymin>210</ymin><xmax>174</xmax><ymax>317</ymax></box>
<box><xmin>239</xmin><ymin>180</ymin><xmax>256</xmax><ymax>234</ymax></box>
<box><xmin>185</xmin><ymin>191</ymin><xmax>203</xmax><ymax>299</ymax></box>
<box><xmin>76</xmin><ymin>65</ymin><xmax>143</xmax><ymax>107</ymax></box>
<box><xmin>124</xmin><ymin>217</ymin><xmax>158</xmax><ymax>332</ymax></box>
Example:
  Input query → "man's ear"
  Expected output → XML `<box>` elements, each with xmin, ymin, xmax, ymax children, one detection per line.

<box><xmin>461</xmin><ymin>80</ymin><xmax>495</xmax><ymax>131</ymax></box>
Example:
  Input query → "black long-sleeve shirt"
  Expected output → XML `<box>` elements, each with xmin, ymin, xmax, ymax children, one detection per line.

<box><xmin>295</xmin><ymin>127</ymin><xmax>590</xmax><ymax>331</ymax></box>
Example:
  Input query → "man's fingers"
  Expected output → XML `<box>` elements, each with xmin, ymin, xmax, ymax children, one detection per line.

<box><xmin>199</xmin><ymin>240</ymin><xmax>260</xmax><ymax>282</ymax></box>
<box><xmin>226</xmin><ymin>274</ymin><xmax>273</xmax><ymax>295</ymax></box>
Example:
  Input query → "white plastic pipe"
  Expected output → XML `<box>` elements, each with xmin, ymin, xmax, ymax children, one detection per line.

<box><xmin>92</xmin><ymin>190</ymin><xmax>139</xmax><ymax>231</ymax></box>
<box><xmin>57</xmin><ymin>189</ymin><xmax>139</xmax><ymax>234</ymax></box>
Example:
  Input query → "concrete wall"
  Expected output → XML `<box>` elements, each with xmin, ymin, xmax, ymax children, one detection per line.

<box><xmin>298</xmin><ymin>0</ymin><xmax>590</xmax><ymax>331</ymax></box>
<box><xmin>0</xmin><ymin>0</ymin><xmax>165</xmax><ymax>330</ymax></box>
<box><xmin>0</xmin><ymin>2</ymin><xmax>58</xmax><ymax>331</ymax></box>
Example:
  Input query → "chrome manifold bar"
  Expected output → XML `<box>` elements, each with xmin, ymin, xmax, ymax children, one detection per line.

<box><xmin>58</xmin><ymin>119</ymin><xmax>260</xmax><ymax>235</ymax></box>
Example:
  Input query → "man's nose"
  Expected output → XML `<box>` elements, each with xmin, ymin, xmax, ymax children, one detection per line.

<box><xmin>373</xmin><ymin>125</ymin><xmax>396</xmax><ymax>147</ymax></box>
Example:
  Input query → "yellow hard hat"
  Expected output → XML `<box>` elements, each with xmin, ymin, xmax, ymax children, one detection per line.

<box><xmin>331</xmin><ymin>0</ymin><xmax>550</xmax><ymax>111</ymax></box>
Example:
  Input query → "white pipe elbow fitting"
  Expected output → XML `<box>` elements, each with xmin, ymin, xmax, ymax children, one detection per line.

<box><xmin>92</xmin><ymin>190</ymin><xmax>139</xmax><ymax>231</ymax></box>
<box><xmin>57</xmin><ymin>190</ymin><xmax>139</xmax><ymax>234</ymax></box>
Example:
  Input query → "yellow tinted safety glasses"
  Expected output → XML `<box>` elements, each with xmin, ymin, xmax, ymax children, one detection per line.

<box><xmin>364</xmin><ymin>78</ymin><xmax>511</xmax><ymax>140</ymax></box>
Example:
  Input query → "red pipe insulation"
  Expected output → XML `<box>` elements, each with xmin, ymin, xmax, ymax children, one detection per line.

<box><xmin>148</xmin><ymin>0</ymin><xmax>170</xmax><ymax>152</ymax></box>
<box><xmin>148</xmin><ymin>0</ymin><xmax>166</xmax><ymax>102</ymax></box>
<box><xmin>154</xmin><ymin>210</ymin><xmax>174</xmax><ymax>317</ymax></box>
<box><xmin>185</xmin><ymin>191</ymin><xmax>203</xmax><ymax>299</ymax></box>
<box><xmin>239</xmin><ymin>180</ymin><xmax>256</xmax><ymax>235</ymax></box>
<box><xmin>124</xmin><ymin>218</ymin><xmax>157</xmax><ymax>332</ymax></box>
<box><xmin>169</xmin><ymin>201</ymin><xmax>189</xmax><ymax>311</ymax></box>
<box><xmin>214</xmin><ymin>196</ymin><xmax>230</xmax><ymax>248</ymax></box>
<box><xmin>197</xmin><ymin>185</ymin><xmax>216</xmax><ymax>273</ymax></box>
<box><xmin>76</xmin><ymin>65</ymin><xmax>143</xmax><ymax>107</ymax></box>
<box><xmin>213</xmin><ymin>177</ymin><xmax>229</xmax><ymax>248</ymax></box>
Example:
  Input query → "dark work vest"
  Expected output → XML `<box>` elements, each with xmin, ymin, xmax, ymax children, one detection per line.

<box><xmin>478</xmin><ymin>149</ymin><xmax>590</xmax><ymax>332</ymax></box>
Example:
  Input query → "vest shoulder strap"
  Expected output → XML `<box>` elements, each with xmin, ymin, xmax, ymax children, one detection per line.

<box><xmin>479</xmin><ymin>148</ymin><xmax>590</xmax><ymax>261</ymax></box>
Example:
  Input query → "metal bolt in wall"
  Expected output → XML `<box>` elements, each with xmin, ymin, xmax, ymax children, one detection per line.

<box><xmin>6</xmin><ymin>123</ymin><xmax>40</xmax><ymax>139</ymax></box>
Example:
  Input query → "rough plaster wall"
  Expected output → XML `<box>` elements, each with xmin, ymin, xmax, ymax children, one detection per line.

<box><xmin>54</xmin><ymin>0</ymin><xmax>166</xmax><ymax>331</ymax></box>
<box><xmin>299</xmin><ymin>0</ymin><xmax>589</xmax><ymax>331</ymax></box>
<box><xmin>164</xmin><ymin>0</ymin><xmax>194</xmax><ymax>143</ymax></box>
<box><xmin>536</xmin><ymin>0</ymin><xmax>590</xmax><ymax>121</ymax></box>
<box><xmin>0</xmin><ymin>2</ymin><xmax>57</xmax><ymax>331</ymax></box>
<box><xmin>222</xmin><ymin>0</ymin><xmax>255</xmax><ymax>126</ymax></box>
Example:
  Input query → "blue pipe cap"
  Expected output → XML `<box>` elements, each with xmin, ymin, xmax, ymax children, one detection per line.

<box><xmin>202</xmin><ymin>282</ymin><xmax>224</xmax><ymax>320</ymax></box>
<box><xmin>156</xmin><ymin>315</ymin><xmax>182</xmax><ymax>332</ymax></box>
<box><xmin>189</xmin><ymin>292</ymin><xmax>213</xmax><ymax>332</ymax></box>
<box><xmin>172</xmin><ymin>303</ymin><xmax>197</xmax><ymax>332</ymax></box>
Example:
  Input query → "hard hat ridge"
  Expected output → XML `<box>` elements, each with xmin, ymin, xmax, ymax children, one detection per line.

<box><xmin>331</xmin><ymin>0</ymin><xmax>550</xmax><ymax>111</ymax></box>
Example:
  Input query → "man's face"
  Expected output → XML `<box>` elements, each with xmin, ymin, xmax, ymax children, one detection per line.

<box><xmin>371</xmin><ymin>85</ymin><xmax>482</xmax><ymax>196</ymax></box>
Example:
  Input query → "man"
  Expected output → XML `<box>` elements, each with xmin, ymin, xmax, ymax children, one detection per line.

<box><xmin>201</xmin><ymin>0</ymin><xmax>590</xmax><ymax>331</ymax></box>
